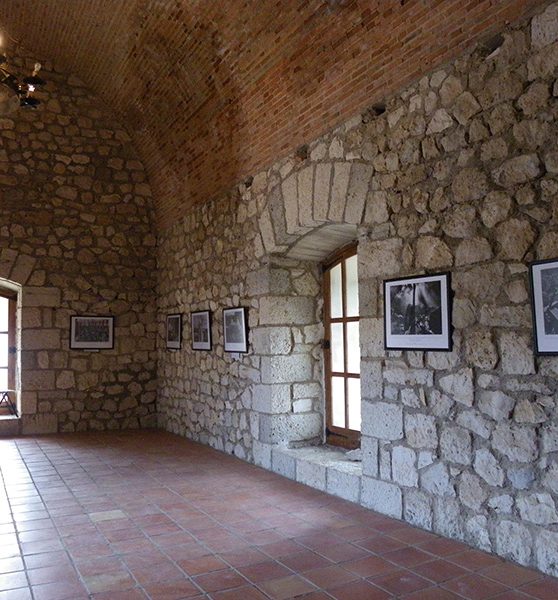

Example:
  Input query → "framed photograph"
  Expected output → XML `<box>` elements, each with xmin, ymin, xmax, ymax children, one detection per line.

<box><xmin>530</xmin><ymin>258</ymin><xmax>558</xmax><ymax>355</ymax></box>
<box><xmin>191</xmin><ymin>310</ymin><xmax>212</xmax><ymax>351</ymax></box>
<box><xmin>223</xmin><ymin>307</ymin><xmax>248</xmax><ymax>353</ymax></box>
<box><xmin>166</xmin><ymin>313</ymin><xmax>182</xmax><ymax>350</ymax></box>
<box><xmin>384</xmin><ymin>272</ymin><xmax>452</xmax><ymax>351</ymax></box>
<box><xmin>70</xmin><ymin>315</ymin><xmax>114</xmax><ymax>350</ymax></box>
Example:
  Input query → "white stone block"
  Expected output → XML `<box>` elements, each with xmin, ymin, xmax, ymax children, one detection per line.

<box><xmin>327</xmin><ymin>466</ymin><xmax>361</xmax><ymax>503</ymax></box>
<box><xmin>297</xmin><ymin>459</ymin><xmax>326</xmax><ymax>491</ymax></box>
<box><xmin>271</xmin><ymin>448</ymin><xmax>296</xmax><ymax>479</ymax></box>
<box><xmin>362</xmin><ymin>401</ymin><xmax>403</xmax><ymax>441</ymax></box>
<box><xmin>361</xmin><ymin>476</ymin><xmax>402</xmax><ymax>519</ymax></box>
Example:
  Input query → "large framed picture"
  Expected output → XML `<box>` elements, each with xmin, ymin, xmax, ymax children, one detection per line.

<box><xmin>191</xmin><ymin>310</ymin><xmax>212</xmax><ymax>351</ymax></box>
<box><xmin>70</xmin><ymin>315</ymin><xmax>114</xmax><ymax>350</ymax></box>
<box><xmin>530</xmin><ymin>258</ymin><xmax>558</xmax><ymax>355</ymax></box>
<box><xmin>223</xmin><ymin>307</ymin><xmax>248</xmax><ymax>353</ymax></box>
<box><xmin>166</xmin><ymin>313</ymin><xmax>182</xmax><ymax>350</ymax></box>
<box><xmin>384</xmin><ymin>272</ymin><xmax>452</xmax><ymax>351</ymax></box>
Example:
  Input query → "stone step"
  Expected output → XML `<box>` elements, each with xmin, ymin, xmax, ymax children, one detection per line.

<box><xmin>0</xmin><ymin>417</ymin><xmax>21</xmax><ymax>437</ymax></box>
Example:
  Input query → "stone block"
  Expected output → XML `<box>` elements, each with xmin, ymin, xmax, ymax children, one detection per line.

<box><xmin>359</xmin><ymin>318</ymin><xmax>384</xmax><ymax>359</ymax></box>
<box><xmin>361</xmin><ymin>435</ymin><xmax>379</xmax><ymax>477</ymax></box>
<box><xmin>358</xmin><ymin>238</ymin><xmax>403</xmax><ymax>279</ymax></box>
<box><xmin>492</xmin><ymin>424</ymin><xmax>537</xmax><ymax>463</ymax></box>
<box><xmin>439</xmin><ymin>369</ymin><xmax>474</xmax><ymax>406</ymax></box>
<box><xmin>259</xmin><ymin>413</ymin><xmax>322</xmax><ymax>444</ymax></box>
<box><xmin>517</xmin><ymin>493</ymin><xmax>558</xmax><ymax>525</ymax></box>
<box><xmin>361</xmin><ymin>476</ymin><xmax>402</xmax><ymax>518</ymax></box>
<box><xmin>537</xmin><ymin>530</ymin><xmax>558</xmax><ymax>576</ymax></box>
<box><xmin>345</xmin><ymin>163</ymin><xmax>373</xmax><ymax>224</ymax></box>
<box><xmin>261</xmin><ymin>355</ymin><xmax>312</xmax><ymax>384</ymax></box>
<box><xmin>313</xmin><ymin>162</ymin><xmax>332</xmax><ymax>222</ymax></box>
<box><xmin>22</xmin><ymin>287</ymin><xmax>61</xmax><ymax>308</ymax></box>
<box><xmin>499</xmin><ymin>332</ymin><xmax>535</xmax><ymax>375</ymax></box>
<box><xmin>433</xmin><ymin>497</ymin><xmax>463</xmax><ymax>540</ymax></box>
<box><xmin>259</xmin><ymin>297</ymin><xmax>315</xmax><ymax>325</ymax></box>
<box><xmin>10</xmin><ymin>254</ymin><xmax>35</xmax><ymax>285</ymax></box>
<box><xmin>362</xmin><ymin>401</ymin><xmax>403</xmax><ymax>440</ymax></box>
<box><xmin>440</xmin><ymin>426</ymin><xmax>472</xmax><ymax>465</ymax></box>
<box><xmin>251</xmin><ymin>327</ymin><xmax>293</xmax><ymax>355</ymax></box>
<box><xmin>22</xmin><ymin>413</ymin><xmax>58</xmax><ymax>435</ymax></box>
<box><xmin>405</xmin><ymin>413</ymin><xmax>437</xmax><ymax>449</ymax></box>
<box><xmin>478</xmin><ymin>390</ymin><xmax>515</xmax><ymax>421</ymax></box>
<box><xmin>327</xmin><ymin>465</ymin><xmax>361</xmax><ymax>503</ymax></box>
<box><xmin>23</xmin><ymin>369</ymin><xmax>55</xmax><ymax>391</ymax></box>
<box><xmin>22</xmin><ymin>328</ymin><xmax>61</xmax><ymax>350</ymax></box>
<box><xmin>360</xmin><ymin>361</ymin><xmax>383</xmax><ymax>399</ymax></box>
<box><xmin>271</xmin><ymin>448</ymin><xmax>296</xmax><ymax>479</ymax></box>
<box><xmin>532</xmin><ymin>3</ymin><xmax>558</xmax><ymax>49</ymax></box>
<box><xmin>403</xmin><ymin>489</ymin><xmax>432</xmax><ymax>529</ymax></box>
<box><xmin>421</xmin><ymin>462</ymin><xmax>455</xmax><ymax>497</ymax></box>
<box><xmin>392</xmin><ymin>446</ymin><xmax>417</xmax><ymax>487</ymax></box>
<box><xmin>297</xmin><ymin>458</ymin><xmax>327</xmax><ymax>491</ymax></box>
<box><xmin>495</xmin><ymin>520</ymin><xmax>532</xmax><ymax>566</ymax></box>
<box><xmin>329</xmin><ymin>163</ymin><xmax>351</xmax><ymax>222</ymax></box>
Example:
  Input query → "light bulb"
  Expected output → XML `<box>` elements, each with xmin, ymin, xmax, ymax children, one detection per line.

<box><xmin>28</xmin><ymin>84</ymin><xmax>35</xmax><ymax>93</ymax></box>
<box><xmin>34</xmin><ymin>62</ymin><xmax>41</xmax><ymax>74</ymax></box>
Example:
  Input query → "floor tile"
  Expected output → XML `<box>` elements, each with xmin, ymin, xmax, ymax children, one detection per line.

<box><xmin>0</xmin><ymin>432</ymin><xmax>557</xmax><ymax>600</ymax></box>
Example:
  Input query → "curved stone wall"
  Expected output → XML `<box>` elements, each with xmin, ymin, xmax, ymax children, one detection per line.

<box><xmin>0</xmin><ymin>51</ymin><xmax>158</xmax><ymax>432</ymax></box>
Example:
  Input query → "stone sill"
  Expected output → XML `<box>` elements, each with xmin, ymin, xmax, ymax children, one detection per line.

<box><xmin>270</xmin><ymin>444</ymin><xmax>362</xmax><ymax>504</ymax></box>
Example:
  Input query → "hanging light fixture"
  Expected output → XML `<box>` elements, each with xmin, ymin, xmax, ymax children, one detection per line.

<box><xmin>0</xmin><ymin>33</ymin><xmax>45</xmax><ymax>115</ymax></box>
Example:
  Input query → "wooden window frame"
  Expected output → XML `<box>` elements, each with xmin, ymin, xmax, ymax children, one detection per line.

<box><xmin>0</xmin><ymin>290</ymin><xmax>16</xmax><ymax>393</ymax></box>
<box><xmin>323</xmin><ymin>243</ymin><xmax>360</xmax><ymax>449</ymax></box>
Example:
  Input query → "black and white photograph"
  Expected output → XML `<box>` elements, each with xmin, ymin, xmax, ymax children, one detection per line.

<box><xmin>70</xmin><ymin>315</ymin><xmax>114</xmax><ymax>350</ymax></box>
<box><xmin>223</xmin><ymin>307</ymin><xmax>248</xmax><ymax>353</ymax></box>
<box><xmin>384</xmin><ymin>272</ymin><xmax>452</xmax><ymax>351</ymax></box>
<box><xmin>530</xmin><ymin>258</ymin><xmax>558</xmax><ymax>354</ymax></box>
<box><xmin>166</xmin><ymin>313</ymin><xmax>182</xmax><ymax>350</ymax></box>
<box><xmin>191</xmin><ymin>310</ymin><xmax>212</xmax><ymax>351</ymax></box>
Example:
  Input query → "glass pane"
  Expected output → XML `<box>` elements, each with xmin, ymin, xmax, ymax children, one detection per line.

<box><xmin>0</xmin><ymin>334</ymin><xmax>7</xmax><ymax>367</ymax></box>
<box><xmin>331</xmin><ymin>322</ymin><xmax>344</xmax><ymax>373</ymax></box>
<box><xmin>331</xmin><ymin>376</ymin><xmax>345</xmax><ymax>428</ymax></box>
<box><xmin>0</xmin><ymin>297</ymin><xmax>7</xmax><ymax>333</ymax></box>
<box><xmin>348</xmin><ymin>378</ymin><xmax>361</xmax><ymax>431</ymax></box>
<box><xmin>345</xmin><ymin>254</ymin><xmax>359</xmax><ymax>317</ymax></box>
<box><xmin>346</xmin><ymin>322</ymin><xmax>360</xmax><ymax>374</ymax></box>
<box><xmin>329</xmin><ymin>263</ymin><xmax>343</xmax><ymax>318</ymax></box>
<box><xmin>0</xmin><ymin>368</ymin><xmax>7</xmax><ymax>390</ymax></box>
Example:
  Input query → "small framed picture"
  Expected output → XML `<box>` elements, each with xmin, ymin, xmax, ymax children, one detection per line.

<box><xmin>223</xmin><ymin>307</ymin><xmax>248</xmax><ymax>353</ymax></box>
<box><xmin>166</xmin><ymin>314</ymin><xmax>182</xmax><ymax>350</ymax></box>
<box><xmin>191</xmin><ymin>310</ymin><xmax>212</xmax><ymax>351</ymax></box>
<box><xmin>70</xmin><ymin>315</ymin><xmax>114</xmax><ymax>350</ymax></box>
<box><xmin>530</xmin><ymin>258</ymin><xmax>558</xmax><ymax>355</ymax></box>
<box><xmin>384</xmin><ymin>272</ymin><xmax>452</xmax><ymax>351</ymax></box>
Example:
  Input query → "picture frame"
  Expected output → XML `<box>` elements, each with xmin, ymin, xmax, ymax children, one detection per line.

<box><xmin>223</xmin><ymin>307</ymin><xmax>248</xmax><ymax>353</ymax></box>
<box><xmin>166</xmin><ymin>313</ymin><xmax>182</xmax><ymax>350</ymax></box>
<box><xmin>191</xmin><ymin>310</ymin><xmax>212</xmax><ymax>351</ymax></box>
<box><xmin>384</xmin><ymin>272</ymin><xmax>452</xmax><ymax>351</ymax></box>
<box><xmin>70</xmin><ymin>315</ymin><xmax>114</xmax><ymax>350</ymax></box>
<box><xmin>529</xmin><ymin>258</ymin><xmax>558</xmax><ymax>355</ymax></box>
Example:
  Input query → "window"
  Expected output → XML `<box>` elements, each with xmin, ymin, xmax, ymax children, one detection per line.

<box><xmin>0</xmin><ymin>292</ymin><xmax>16</xmax><ymax>394</ymax></box>
<box><xmin>323</xmin><ymin>244</ymin><xmax>360</xmax><ymax>448</ymax></box>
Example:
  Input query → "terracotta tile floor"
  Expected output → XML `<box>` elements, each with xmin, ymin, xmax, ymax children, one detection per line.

<box><xmin>0</xmin><ymin>431</ymin><xmax>556</xmax><ymax>600</ymax></box>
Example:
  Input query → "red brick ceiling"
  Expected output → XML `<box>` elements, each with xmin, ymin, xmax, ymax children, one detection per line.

<box><xmin>0</xmin><ymin>0</ymin><xmax>546</xmax><ymax>228</ymax></box>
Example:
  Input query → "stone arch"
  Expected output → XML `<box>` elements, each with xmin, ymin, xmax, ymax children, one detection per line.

<box><xmin>251</xmin><ymin>151</ymin><xmax>379</xmax><ymax>464</ymax></box>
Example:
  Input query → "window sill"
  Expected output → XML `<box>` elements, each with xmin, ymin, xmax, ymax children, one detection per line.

<box><xmin>270</xmin><ymin>444</ymin><xmax>362</xmax><ymax>503</ymax></box>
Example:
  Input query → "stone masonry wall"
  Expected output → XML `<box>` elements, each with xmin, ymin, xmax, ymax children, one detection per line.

<box><xmin>0</xmin><ymin>51</ymin><xmax>158</xmax><ymax>432</ymax></box>
<box><xmin>157</xmin><ymin>2</ymin><xmax>558</xmax><ymax>575</ymax></box>
<box><xmin>157</xmin><ymin>190</ymin><xmax>323</xmax><ymax>458</ymax></box>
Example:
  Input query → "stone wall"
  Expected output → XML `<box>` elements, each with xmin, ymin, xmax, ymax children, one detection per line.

<box><xmin>0</xmin><ymin>51</ymin><xmax>158</xmax><ymax>432</ymax></box>
<box><xmin>157</xmin><ymin>190</ymin><xmax>324</xmax><ymax>458</ymax></box>
<box><xmin>157</xmin><ymin>3</ymin><xmax>558</xmax><ymax>575</ymax></box>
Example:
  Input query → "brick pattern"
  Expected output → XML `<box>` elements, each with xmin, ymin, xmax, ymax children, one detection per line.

<box><xmin>0</xmin><ymin>0</ymin><xmax>548</xmax><ymax>227</ymax></box>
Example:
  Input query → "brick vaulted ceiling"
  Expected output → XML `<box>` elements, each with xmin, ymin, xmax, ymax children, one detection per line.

<box><xmin>0</xmin><ymin>0</ymin><xmax>547</xmax><ymax>228</ymax></box>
